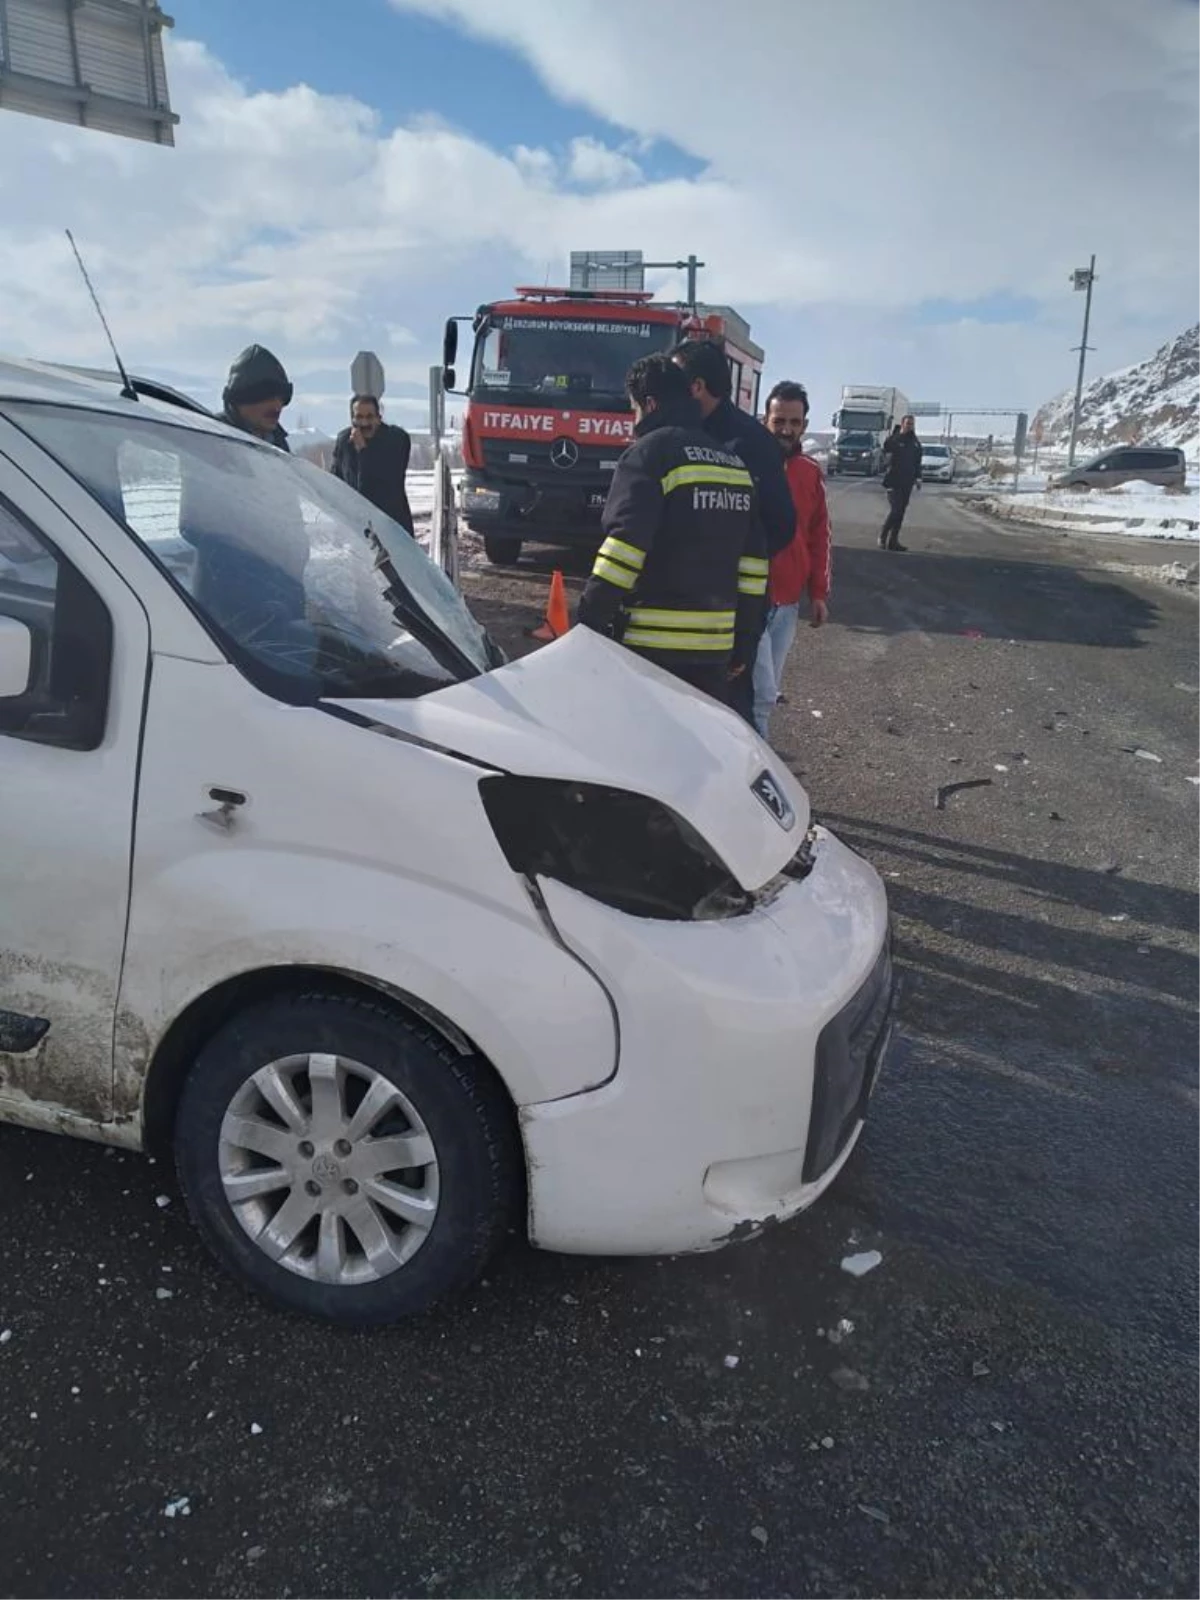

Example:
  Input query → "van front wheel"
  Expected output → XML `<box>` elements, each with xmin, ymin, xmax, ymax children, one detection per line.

<box><xmin>174</xmin><ymin>992</ymin><xmax>521</xmax><ymax>1324</ymax></box>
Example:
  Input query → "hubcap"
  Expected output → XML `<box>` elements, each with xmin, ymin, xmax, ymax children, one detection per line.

<box><xmin>218</xmin><ymin>1053</ymin><xmax>440</xmax><ymax>1286</ymax></box>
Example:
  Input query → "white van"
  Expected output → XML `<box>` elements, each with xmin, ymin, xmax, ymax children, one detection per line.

<box><xmin>0</xmin><ymin>360</ymin><xmax>894</xmax><ymax>1324</ymax></box>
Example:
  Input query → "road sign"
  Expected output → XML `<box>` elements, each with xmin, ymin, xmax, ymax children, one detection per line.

<box><xmin>570</xmin><ymin>250</ymin><xmax>644</xmax><ymax>291</ymax></box>
<box><xmin>909</xmin><ymin>401</ymin><xmax>941</xmax><ymax>417</ymax></box>
<box><xmin>1072</xmin><ymin>267</ymin><xmax>1094</xmax><ymax>291</ymax></box>
<box><xmin>351</xmin><ymin>351</ymin><xmax>385</xmax><ymax>399</ymax></box>
<box><xmin>1013</xmin><ymin>412</ymin><xmax>1028</xmax><ymax>458</ymax></box>
<box><xmin>0</xmin><ymin>0</ymin><xmax>177</xmax><ymax>145</ymax></box>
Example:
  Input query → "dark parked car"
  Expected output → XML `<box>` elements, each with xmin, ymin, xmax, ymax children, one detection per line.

<box><xmin>1051</xmin><ymin>445</ymin><xmax>1186</xmax><ymax>491</ymax></box>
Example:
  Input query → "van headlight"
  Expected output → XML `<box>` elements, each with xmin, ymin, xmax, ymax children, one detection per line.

<box><xmin>479</xmin><ymin>776</ymin><xmax>751</xmax><ymax>922</ymax></box>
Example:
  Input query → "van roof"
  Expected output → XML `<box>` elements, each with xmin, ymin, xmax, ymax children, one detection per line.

<box><xmin>0</xmin><ymin>356</ymin><xmax>245</xmax><ymax>440</ymax></box>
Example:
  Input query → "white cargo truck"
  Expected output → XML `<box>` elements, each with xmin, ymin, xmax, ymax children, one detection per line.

<box><xmin>828</xmin><ymin>385</ymin><xmax>911</xmax><ymax>476</ymax></box>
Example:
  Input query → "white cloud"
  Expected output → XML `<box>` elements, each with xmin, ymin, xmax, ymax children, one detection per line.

<box><xmin>386</xmin><ymin>0</ymin><xmax>1197</xmax><ymax>412</ymax></box>
<box><xmin>566</xmin><ymin>136</ymin><xmax>642</xmax><ymax>189</ymax></box>
<box><xmin>0</xmin><ymin>2</ymin><xmax>1194</xmax><ymax>433</ymax></box>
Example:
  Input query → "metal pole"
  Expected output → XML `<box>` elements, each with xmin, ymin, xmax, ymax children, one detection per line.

<box><xmin>686</xmin><ymin>255</ymin><xmax>699</xmax><ymax>310</ymax></box>
<box><xmin>1067</xmin><ymin>255</ymin><xmax>1096</xmax><ymax>468</ymax></box>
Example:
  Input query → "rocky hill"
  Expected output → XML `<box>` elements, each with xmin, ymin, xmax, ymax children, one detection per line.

<box><xmin>1033</xmin><ymin>325</ymin><xmax>1198</xmax><ymax>458</ymax></box>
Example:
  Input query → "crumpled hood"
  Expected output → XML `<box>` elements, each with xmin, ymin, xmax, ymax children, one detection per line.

<box><xmin>328</xmin><ymin>628</ymin><xmax>808</xmax><ymax>891</ymax></box>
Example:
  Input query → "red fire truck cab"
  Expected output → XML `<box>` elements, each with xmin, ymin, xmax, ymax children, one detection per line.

<box><xmin>442</xmin><ymin>287</ymin><xmax>764</xmax><ymax>566</ymax></box>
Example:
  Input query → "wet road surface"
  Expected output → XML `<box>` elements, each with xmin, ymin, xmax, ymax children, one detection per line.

<box><xmin>1</xmin><ymin>481</ymin><xmax>1196</xmax><ymax>1597</ymax></box>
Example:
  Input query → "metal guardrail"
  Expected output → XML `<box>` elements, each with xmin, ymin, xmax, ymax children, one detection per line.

<box><xmin>428</xmin><ymin>449</ymin><xmax>460</xmax><ymax>590</ymax></box>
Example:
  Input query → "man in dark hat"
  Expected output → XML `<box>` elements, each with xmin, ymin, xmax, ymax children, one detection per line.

<box><xmin>221</xmin><ymin>345</ymin><xmax>293</xmax><ymax>450</ymax></box>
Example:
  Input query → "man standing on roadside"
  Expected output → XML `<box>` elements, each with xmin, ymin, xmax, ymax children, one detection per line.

<box><xmin>752</xmin><ymin>381</ymin><xmax>831</xmax><ymax>741</ymax></box>
<box><xmin>880</xmin><ymin>413</ymin><xmax>923</xmax><ymax>551</ymax></box>
<box><xmin>578</xmin><ymin>353</ymin><xmax>766</xmax><ymax>703</ymax></box>
<box><xmin>670</xmin><ymin>338</ymin><xmax>794</xmax><ymax>720</ymax></box>
<box><xmin>220</xmin><ymin>345</ymin><xmax>293</xmax><ymax>450</ymax></box>
<box><xmin>331</xmin><ymin>395</ymin><xmax>414</xmax><ymax>532</ymax></box>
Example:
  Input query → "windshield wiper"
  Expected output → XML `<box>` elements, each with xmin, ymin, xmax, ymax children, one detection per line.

<box><xmin>359</xmin><ymin>522</ymin><xmax>483</xmax><ymax>682</ymax></box>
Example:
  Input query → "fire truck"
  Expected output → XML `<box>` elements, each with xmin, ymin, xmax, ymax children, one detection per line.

<box><xmin>442</xmin><ymin>287</ymin><xmax>764</xmax><ymax>565</ymax></box>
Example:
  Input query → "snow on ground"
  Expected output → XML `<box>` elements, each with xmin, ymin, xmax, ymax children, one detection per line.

<box><xmin>975</xmin><ymin>479</ymin><xmax>1199</xmax><ymax>541</ymax></box>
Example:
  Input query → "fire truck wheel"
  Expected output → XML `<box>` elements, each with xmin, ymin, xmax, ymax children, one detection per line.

<box><xmin>483</xmin><ymin>536</ymin><xmax>523</xmax><ymax>566</ymax></box>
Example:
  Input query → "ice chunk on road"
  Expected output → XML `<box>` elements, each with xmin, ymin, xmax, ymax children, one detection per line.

<box><xmin>841</xmin><ymin>1249</ymin><xmax>883</xmax><ymax>1277</ymax></box>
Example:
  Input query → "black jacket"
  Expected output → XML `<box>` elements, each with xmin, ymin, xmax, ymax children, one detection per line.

<box><xmin>883</xmin><ymin>430</ymin><xmax>923</xmax><ymax>488</ymax></box>
<box><xmin>332</xmin><ymin>422</ymin><xmax>414</xmax><ymax>532</ymax></box>
<box><xmin>579</xmin><ymin>400</ymin><xmax>767</xmax><ymax>668</ymax></box>
<box><xmin>221</xmin><ymin>344</ymin><xmax>291</xmax><ymax>451</ymax></box>
<box><xmin>703</xmin><ymin>397</ymin><xmax>794</xmax><ymax>557</ymax></box>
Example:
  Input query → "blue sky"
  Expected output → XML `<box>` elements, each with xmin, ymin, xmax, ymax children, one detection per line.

<box><xmin>1</xmin><ymin>0</ymin><xmax>1195</xmax><ymax>437</ymax></box>
<box><xmin>170</xmin><ymin>0</ymin><xmax>703</xmax><ymax>184</ymax></box>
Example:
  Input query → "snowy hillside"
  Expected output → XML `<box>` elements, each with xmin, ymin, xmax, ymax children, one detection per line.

<box><xmin>1033</xmin><ymin>325</ymin><xmax>1198</xmax><ymax>458</ymax></box>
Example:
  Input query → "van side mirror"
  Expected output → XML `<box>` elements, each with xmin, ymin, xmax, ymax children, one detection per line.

<box><xmin>0</xmin><ymin>616</ymin><xmax>33</xmax><ymax>699</ymax></box>
<box><xmin>442</xmin><ymin>320</ymin><xmax>459</xmax><ymax>370</ymax></box>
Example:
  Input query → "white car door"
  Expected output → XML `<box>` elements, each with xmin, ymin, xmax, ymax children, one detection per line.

<box><xmin>0</xmin><ymin>458</ymin><xmax>150</xmax><ymax>1129</ymax></box>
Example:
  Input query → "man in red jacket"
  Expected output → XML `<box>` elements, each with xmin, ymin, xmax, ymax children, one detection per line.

<box><xmin>752</xmin><ymin>381</ymin><xmax>831</xmax><ymax>740</ymax></box>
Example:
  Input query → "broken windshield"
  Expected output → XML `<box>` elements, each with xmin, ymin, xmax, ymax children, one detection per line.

<box><xmin>10</xmin><ymin>403</ymin><xmax>492</xmax><ymax>706</ymax></box>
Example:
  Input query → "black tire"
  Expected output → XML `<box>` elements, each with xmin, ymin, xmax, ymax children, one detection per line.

<box><xmin>174</xmin><ymin>992</ymin><xmax>522</xmax><ymax>1325</ymax></box>
<box><xmin>483</xmin><ymin>534</ymin><xmax>523</xmax><ymax>566</ymax></box>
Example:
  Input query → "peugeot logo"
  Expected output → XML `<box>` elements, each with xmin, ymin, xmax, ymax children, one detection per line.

<box><xmin>550</xmin><ymin>437</ymin><xmax>580</xmax><ymax>469</ymax></box>
<box><xmin>751</xmin><ymin>769</ymin><xmax>796</xmax><ymax>830</ymax></box>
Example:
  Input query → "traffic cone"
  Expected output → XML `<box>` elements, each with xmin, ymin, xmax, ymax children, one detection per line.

<box><xmin>529</xmin><ymin>569</ymin><xmax>570</xmax><ymax>642</ymax></box>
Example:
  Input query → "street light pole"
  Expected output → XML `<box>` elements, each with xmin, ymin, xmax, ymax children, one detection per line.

<box><xmin>1067</xmin><ymin>255</ymin><xmax>1097</xmax><ymax>468</ymax></box>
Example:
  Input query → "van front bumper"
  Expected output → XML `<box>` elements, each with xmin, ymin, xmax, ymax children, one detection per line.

<box><xmin>520</xmin><ymin>827</ymin><xmax>894</xmax><ymax>1256</ymax></box>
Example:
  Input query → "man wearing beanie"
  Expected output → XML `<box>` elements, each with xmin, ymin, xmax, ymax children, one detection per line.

<box><xmin>221</xmin><ymin>345</ymin><xmax>293</xmax><ymax>450</ymax></box>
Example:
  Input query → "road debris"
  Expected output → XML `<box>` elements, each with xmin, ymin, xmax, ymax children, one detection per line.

<box><xmin>972</xmin><ymin>1360</ymin><xmax>991</xmax><ymax>1378</ymax></box>
<box><xmin>155</xmin><ymin>1194</ymin><xmax>171</xmax><ymax>1209</ymax></box>
<box><xmin>821</xmin><ymin>1435</ymin><xmax>835</xmax><ymax>1450</ymax></box>
<box><xmin>857</xmin><ymin>1503</ymin><xmax>890</xmax><ymax>1524</ymax></box>
<box><xmin>155</xmin><ymin>1287</ymin><xmax>174</xmax><ymax>1300</ymax></box>
<box><xmin>831</xmin><ymin>1366</ymin><xmax>870</xmax><ymax>1392</ymax></box>
<box><xmin>163</xmin><ymin>1496</ymin><xmax>191</xmax><ymax>1518</ymax></box>
<box><xmin>827</xmin><ymin>1317</ymin><xmax>855</xmax><ymax>1345</ymax></box>
<box><xmin>723</xmin><ymin>1354</ymin><xmax>740</xmax><ymax>1370</ymax></box>
<box><xmin>751</xmin><ymin>1525</ymin><xmax>769</xmax><ymax>1547</ymax></box>
<box><xmin>841</xmin><ymin>1249</ymin><xmax>883</xmax><ymax>1277</ymax></box>
<box><xmin>1108</xmin><ymin>914</ymin><xmax>1129</xmax><ymax>923</ymax></box>
<box><xmin>1121</xmin><ymin>747</ymin><xmax>1163</xmax><ymax>763</ymax></box>
<box><xmin>250</xmin><ymin>1422</ymin><xmax>263</xmax><ymax>1436</ymax></box>
<box><xmin>935</xmin><ymin>777</ymin><xmax>992</xmax><ymax>811</ymax></box>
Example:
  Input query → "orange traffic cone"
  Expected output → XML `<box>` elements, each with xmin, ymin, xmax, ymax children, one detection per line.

<box><xmin>529</xmin><ymin>568</ymin><xmax>570</xmax><ymax>642</ymax></box>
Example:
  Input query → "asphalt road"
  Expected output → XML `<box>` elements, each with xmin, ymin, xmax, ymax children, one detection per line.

<box><xmin>2</xmin><ymin>481</ymin><xmax>1197</xmax><ymax>1599</ymax></box>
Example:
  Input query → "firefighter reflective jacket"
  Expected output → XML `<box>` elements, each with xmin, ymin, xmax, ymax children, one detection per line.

<box><xmin>577</xmin><ymin>400</ymin><xmax>767</xmax><ymax>668</ymax></box>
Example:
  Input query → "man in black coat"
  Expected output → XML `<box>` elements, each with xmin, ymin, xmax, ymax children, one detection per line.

<box><xmin>670</xmin><ymin>338</ymin><xmax>793</xmax><ymax>723</ymax></box>
<box><xmin>331</xmin><ymin>395</ymin><xmax>414</xmax><ymax>532</ymax></box>
<box><xmin>880</xmin><ymin>414</ymin><xmax>923</xmax><ymax>551</ymax></box>
<box><xmin>221</xmin><ymin>345</ymin><xmax>292</xmax><ymax>450</ymax></box>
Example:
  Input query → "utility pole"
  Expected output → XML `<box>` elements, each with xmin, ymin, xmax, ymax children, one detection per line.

<box><xmin>580</xmin><ymin>254</ymin><xmax>704</xmax><ymax>309</ymax></box>
<box><xmin>643</xmin><ymin>254</ymin><xmax>705</xmax><ymax>310</ymax></box>
<box><xmin>1067</xmin><ymin>256</ymin><xmax>1097</xmax><ymax>468</ymax></box>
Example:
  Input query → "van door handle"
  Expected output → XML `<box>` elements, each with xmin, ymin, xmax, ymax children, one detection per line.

<box><xmin>197</xmin><ymin>786</ymin><xmax>247</xmax><ymax>833</ymax></box>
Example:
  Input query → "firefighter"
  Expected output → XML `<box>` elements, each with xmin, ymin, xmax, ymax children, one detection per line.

<box><xmin>577</xmin><ymin>353</ymin><xmax>767</xmax><ymax>704</ymax></box>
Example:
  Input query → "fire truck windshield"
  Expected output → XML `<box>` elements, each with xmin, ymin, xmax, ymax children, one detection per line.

<box><xmin>472</xmin><ymin>313</ymin><xmax>677</xmax><ymax>400</ymax></box>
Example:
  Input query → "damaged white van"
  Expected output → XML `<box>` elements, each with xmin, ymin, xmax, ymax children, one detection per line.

<box><xmin>0</xmin><ymin>360</ymin><xmax>894</xmax><ymax>1324</ymax></box>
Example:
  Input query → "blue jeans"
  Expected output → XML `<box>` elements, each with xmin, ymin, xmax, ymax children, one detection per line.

<box><xmin>752</xmin><ymin>603</ymin><xmax>800</xmax><ymax>738</ymax></box>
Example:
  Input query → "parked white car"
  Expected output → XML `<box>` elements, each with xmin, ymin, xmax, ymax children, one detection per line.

<box><xmin>920</xmin><ymin>443</ymin><xmax>955</xmax><ymax>483</ymax></box>
<box><xmin>0</xmin><ymin>359</ymin><xmax>894</xmax><ymax>1324</ymax></box>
